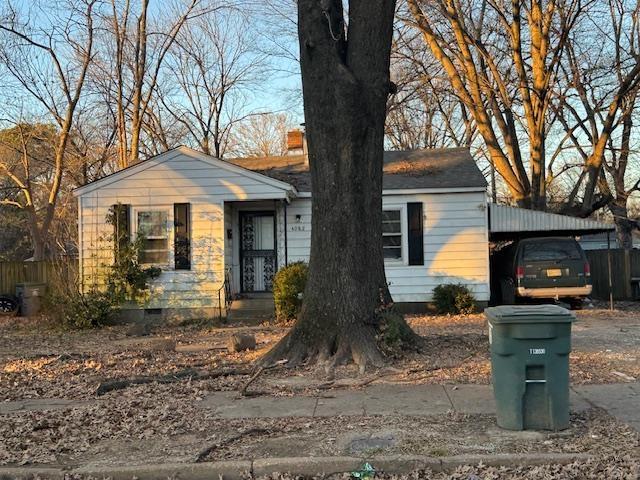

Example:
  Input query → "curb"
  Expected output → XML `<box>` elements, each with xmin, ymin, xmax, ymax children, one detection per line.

<box><xmin>0</xmin><ymin>453</ymin><xmax>593</xmax><ymax>479</ymax></box>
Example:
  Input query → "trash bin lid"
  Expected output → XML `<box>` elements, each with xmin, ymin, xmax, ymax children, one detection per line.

<box><xmin>485</xmin><ymin>305</ymin><xmax>575</xmax><ymax>324</ymax></box>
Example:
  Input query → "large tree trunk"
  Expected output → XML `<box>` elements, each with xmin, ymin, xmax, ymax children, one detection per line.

<box><xmin>261</xmin><ymin>0</ymin><xmax>412</xmax><ymax>370</ymax></box>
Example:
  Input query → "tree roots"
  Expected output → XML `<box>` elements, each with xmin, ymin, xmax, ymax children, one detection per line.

<box><xmin>259</xmin><ymin>309</ymin><xmax>421</xmax><ymax>372</ymax></box>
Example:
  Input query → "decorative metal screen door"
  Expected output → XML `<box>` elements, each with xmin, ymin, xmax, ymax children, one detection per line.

<box><xmin>240</xmin><ymin>212</ymin><xmax>276</xmax><ymax>292</ymax></box>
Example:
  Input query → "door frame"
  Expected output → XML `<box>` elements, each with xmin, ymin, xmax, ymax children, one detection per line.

<box><xmin>238</xmin><ymin>210</ymin><xmax>277</xmax><ymax>293</ymax></box>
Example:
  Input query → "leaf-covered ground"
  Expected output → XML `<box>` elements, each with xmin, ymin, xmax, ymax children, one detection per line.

<box><xmin>1</xmin><ymin>308</ymin><xmax>639</xmax><ymax>401</ymax></box>
<box><xmin>0</xmin><ymin>308</ymin><xmax>639</xmax><ymax>473</ymax></box>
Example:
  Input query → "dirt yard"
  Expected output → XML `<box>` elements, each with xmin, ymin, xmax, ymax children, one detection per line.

<box><xmin>1</xmin><ymin>307</ymin><xmax>638</xmax><ymax>401</ymax></box>
<box><xmin>0</xmin><ymin>307</ymin><xmax>639</xmax><ymax>472</ymax></box>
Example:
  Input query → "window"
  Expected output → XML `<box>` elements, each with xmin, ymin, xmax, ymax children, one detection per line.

<box><xmin>382</xmin><ymin>209</ymin><xmax>402</xmax><ymax>260</ymax></box>
<box><xmin>137</xmin><ymin>210</ymin><xmax>169</xmax><ymax>265</ymax></box>
<box><xmin>523</xmin><ymin>240</ymin><xmax>582</xmax><ymax>261</ymax></box>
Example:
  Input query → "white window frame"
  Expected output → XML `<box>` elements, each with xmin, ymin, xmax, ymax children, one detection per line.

<box><xmin>133</xmin><ymin>206</ymin><xmax>173</xmax><ymax>268</ymax></box>
<box><xmin>382</xmin><ymin>205</ymin><xmax>407</xmax><ymax>265</ymax></box>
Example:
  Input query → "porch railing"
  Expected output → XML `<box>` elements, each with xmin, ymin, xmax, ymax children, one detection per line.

<box><xmin>217</xmin><ymin>268</ymin><xmax>233</xmax><ymax>321</ymax></box>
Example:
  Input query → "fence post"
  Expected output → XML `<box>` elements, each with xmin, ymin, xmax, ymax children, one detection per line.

<box><xmin>607</xmin><ymin>233</ymin><xmax>614</xmax><ymax>310</ymax></box>
<box><xmin>623</xmin><ymin>248</ymin><xmax>632</xmax><ymax>300</ymax></box>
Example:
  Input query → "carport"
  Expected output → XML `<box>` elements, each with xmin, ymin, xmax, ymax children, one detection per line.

<box><xmin>488</xmin><ymin>204</ymin><xmax>615</xmax><ymax>241</ymax></box>
<box><xmin>488</xmin><ymin>204</ymin><xmax>617</xmax><ymax>307</ymax></box>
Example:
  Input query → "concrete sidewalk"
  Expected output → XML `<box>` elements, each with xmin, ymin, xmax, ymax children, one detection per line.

<box><xmin>2</xmin><ymin>382</ymin><xmax>638</xmax><ymax>432</ymax></box>
<box><xmin>198</xmin><ymin>382</ymin><xmax>640</xmax><ymax>431</ymax></box>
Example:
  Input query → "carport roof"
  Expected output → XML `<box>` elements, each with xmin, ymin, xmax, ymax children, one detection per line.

<box><xmin>489</xmin><ymin>203</ymin><xmax>615</xmax><ymax>240</ymax></box>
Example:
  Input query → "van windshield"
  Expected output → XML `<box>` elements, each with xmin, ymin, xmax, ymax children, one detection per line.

<box><xmin>522</xmin><ymin>240</ymin><xmax>582</xmax><ymax>261</ymax></box>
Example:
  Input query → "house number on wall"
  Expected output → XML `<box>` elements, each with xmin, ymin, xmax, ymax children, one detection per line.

<box><xmin>290</xmin><ymin>225</ymin><xmax>306</xmax><ymax>231</ymax></box>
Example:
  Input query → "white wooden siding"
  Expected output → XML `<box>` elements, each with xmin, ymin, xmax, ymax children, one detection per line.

<box><xmin>77</xmin><ymin>151</ymin><xmax>291</xmax><ymax>311</ymax></box>
<box><xmin>284</xmin><ymin>192</ymin><xmax>490</xmax><ymax>302</ymax></box>
<box><xmin>77</xmin><ymin>147</ymin><xmax>489</xmax><ymax>312</ymax></box>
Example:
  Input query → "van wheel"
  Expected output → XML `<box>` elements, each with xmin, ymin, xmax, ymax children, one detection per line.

<box><xmin>500</xmin><ymin>279</ymin><xmax>516</xmax><ymax>305</ymax></box>
<box><xmin>568</xmin><ymin>298</ymin><xmax>583</xmax><ymax>310</ymax></box>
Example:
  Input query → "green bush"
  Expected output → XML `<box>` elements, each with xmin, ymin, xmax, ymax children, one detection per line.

<box><xmin>433</xmin><ymin>283</ymin><xmax>476</xmax><ymax>315</ymax></box>
<box><xmin>273</xmin><ymin>262</ymin><xmax>308</xmax><ymax>321</ymax></box>
<box><xmin>44</xmin><ymin>290</ymin><xmax>116</xmax><ymax>329</ymax></box>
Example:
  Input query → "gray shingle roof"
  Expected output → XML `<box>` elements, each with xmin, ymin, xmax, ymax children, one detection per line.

<box><xmin>225</xmin><ymin>147</ymin><xmax>487</xmax><ymax>192</ymax></box>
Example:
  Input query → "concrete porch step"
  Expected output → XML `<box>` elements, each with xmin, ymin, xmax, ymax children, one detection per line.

<box><xmin>230</xmin><ymin>299</ymin><xmax>275</xmax><ymax>310</ymax></box>
<box><xmin>227</xmin><ymin>294</ymin><xmax>275</xmax><ymax>323</ymax></box>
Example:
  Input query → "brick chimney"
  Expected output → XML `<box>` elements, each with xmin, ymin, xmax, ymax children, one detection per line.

<box><xmin>286</xmin><ymin>129</ymin><xmax>305</xmax><ymax>156</ymax></box>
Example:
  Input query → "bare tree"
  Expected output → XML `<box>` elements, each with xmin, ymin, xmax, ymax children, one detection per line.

<box><xmin>387</xmin><ymin>22</ymin><xmax>476</xmax><ymax>150</ymax></box>
<box><xmin>406</xmin><ymin>0</ymin><xmax>586</xmax><ymax>210</ymax></box>
<box><xmin>554</xmin><ymin>0</ymin><xmax>640</xmax><ymax>231</ymax></box>
<box><xmin>0</xmin><ymin>0</ymin><xmax>96</xmax><ymax>259</ymax></box>
<box><xmin>98</xmin><ymin>0</ymin><xmax>203</xmax><ymax>168</ymax></box>
<box><xmin>154</xmin><ymin>9</ymin><xmax>266</xmax><ymax>158</ymax></box>
<box><xmin>227</xmin><ymin>112</ymin><xmax>293</xmax><ymax>158</ymax></box>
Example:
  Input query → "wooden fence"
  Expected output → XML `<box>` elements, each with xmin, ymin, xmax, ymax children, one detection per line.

<box><xmin>585</xmin><ymin>249</ymin><xmax>640</xmax><ymax>301</ymax></box>
<box><xmin>0</xmin><ymin>260</ymin><xmax>77</xmax><ymax>296</ymax></box>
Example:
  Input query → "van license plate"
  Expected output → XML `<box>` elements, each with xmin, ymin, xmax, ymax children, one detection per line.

<box><xmin>547</xmin><ymin>268</ymin><xmax>562</xmax><ymax>277</ymax></box>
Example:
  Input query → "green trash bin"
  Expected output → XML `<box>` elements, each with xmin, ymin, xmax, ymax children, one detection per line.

<box><xmin>485</xmin><ymin>305</ymin><xmax>575</xmax><ymax>431</ymax></box>
<box><xmin>15</xmin><ymin>282</ymin><xmax>47</xmax><ymax>317</ymax></box>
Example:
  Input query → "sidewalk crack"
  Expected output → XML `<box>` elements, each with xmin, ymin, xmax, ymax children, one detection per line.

<box><xmin>442</xmin><ymin>385</ymin><xmax>455</xmax><ymax>411</ymax></box>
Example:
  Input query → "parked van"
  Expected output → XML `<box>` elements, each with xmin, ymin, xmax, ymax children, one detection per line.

<box><xmin>492</xmin><ymin>237</ymin><xmax>592</xmax><ymax>308</ymax></box>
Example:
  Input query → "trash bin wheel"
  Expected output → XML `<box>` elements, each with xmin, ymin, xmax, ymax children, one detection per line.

<box><xmin>0</xmin><ymin>295</ymin><xmax>19</xmax><ymax>316</ymax></box>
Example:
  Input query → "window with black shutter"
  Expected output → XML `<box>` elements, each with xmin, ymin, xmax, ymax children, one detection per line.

<box><xmin>174</xmin><ymin>203</ymin><xmax>191</xmax><ymax>270</ymax></box>
<box><xmin>407</xmin><ymin>202</ymin><xmax>424</xmax><ymax>266</ymax></box>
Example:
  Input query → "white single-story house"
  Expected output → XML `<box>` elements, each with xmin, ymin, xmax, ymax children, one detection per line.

<box><xmin>74</xmin><ymin>144</ymin><xmax>490</xmax><ymax>320</ymax></box>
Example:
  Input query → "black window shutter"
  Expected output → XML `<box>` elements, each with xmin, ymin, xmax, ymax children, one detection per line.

<box><xmin>407</xmin><ymin>202</ymin><xmax>424</xmax><ymax>266</ymax></box>
<box><xmin>174</xmin><ymin>203</ymin><xmax>191</xmax><ymax>270</ymax></box>
<box><xmin>112</xmin><ymin>204</ymin><xmax>131</xmax><ymax>257</ymax></box>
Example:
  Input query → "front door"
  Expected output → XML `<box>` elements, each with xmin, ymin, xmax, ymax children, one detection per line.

<box><xmin>240</xmin><ymin>212</ymin><xmax>276</xmax><ymax>292</ymax></box>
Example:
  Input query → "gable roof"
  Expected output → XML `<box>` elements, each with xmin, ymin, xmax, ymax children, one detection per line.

<box><xmin>225</xmin><ymin>147</ymin><xmax>487</xmax><ymax>192</ymax></box>
<box><xmin>74</xmin><ymin>146</ymin><xmax>486</xmax><ymax>197</ymax></box>
<box><xmin>73</xmin><ymin>145</ymin><xmax>297</xmax><ymax>197</ymax></box>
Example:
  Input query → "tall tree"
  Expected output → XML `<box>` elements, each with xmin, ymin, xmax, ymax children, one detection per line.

<box><xmin>387</xmin><ymin>22</ymin><xmax>476</xmax><ymax>150</ymax></box>
<box><xmin>0</xmin><ymin>0</ymin><xmax>96</xmax><ymax>259</ymax></box>
<box><xmin>406</xmin><ymin>0</ymin><xmax>584</xmax><ymax>210</ymax></box>
<box><xmin>158</xmin><ymin>8</ymin><xmax>266</xmax><ymax>158</ymax></box>
<box><xmin>99</xmin><ymin>0</ymin><xmax>200</xmax><ymax>168</ymax></box>
<box><xmin>262</xmin><ymin>0</ymin><xmax>417</xmax><ymax>369</ymax></box>
<box><xmin>554</xmin><ymin>0</ymin><xmax>640</xmax><ymax>233</ymax></box>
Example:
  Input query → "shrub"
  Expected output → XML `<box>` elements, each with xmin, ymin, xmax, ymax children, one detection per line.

<box><xmin>44</xmin><ymin>289</ymin><xmax>116</xmax><ymax>329</ymax></box>
<box><xmin>273</xmin><ymin>262</ymin><xmax>308</xmax><ymax>321</ymax></box>
<box><xmin>433</xmin><ymin>283</ymin><xmax>476</xmax><ymax>315</ymax></box>
<box><xmin>42</xmin><ymin>206</ymin><xmax>162</xmax><ymax>329</ymax></box>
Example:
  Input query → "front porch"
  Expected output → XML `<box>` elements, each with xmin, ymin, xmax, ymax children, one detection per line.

<box><xmin>222</xmin><ymin>200</ymin><xmax>286</xmax><ymax>321</ymax></box>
